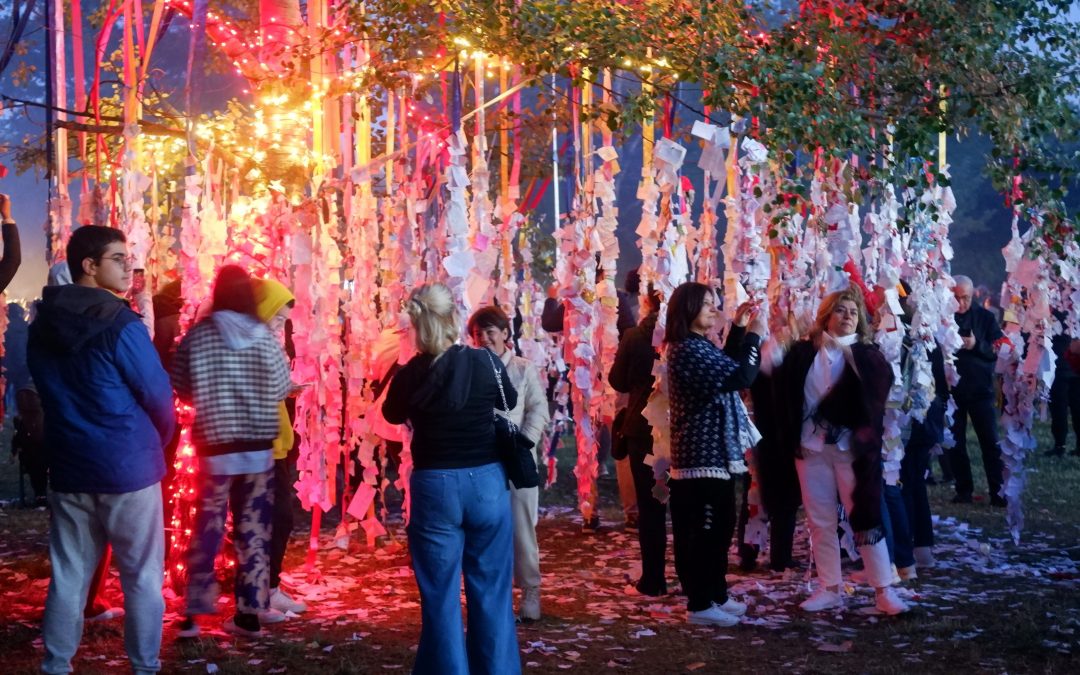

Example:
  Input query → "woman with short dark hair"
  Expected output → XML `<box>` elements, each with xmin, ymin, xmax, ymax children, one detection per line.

<box><xmin>664</xmin><ymin>282</ymin><xmax>764</xmax><ymax>627</ymax></box>
<box><xmin>467</xmin><ymin>304</ymin><xmax>550</xmax><ymax>622</ymax></box>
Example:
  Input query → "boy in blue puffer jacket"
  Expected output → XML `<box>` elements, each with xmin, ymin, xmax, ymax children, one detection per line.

<box><xmin>28</xmin><ymin>225</ymin><xmax>176</xmax><ymax>675</ymax></box>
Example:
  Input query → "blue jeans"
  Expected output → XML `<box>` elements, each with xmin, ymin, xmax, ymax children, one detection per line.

<box><xmin>901</xmin><ymin>401</ymin><xmax>941</xmax><ymax>549</ymax></box>
<box><xmin>408</xmin><ymin>463</ymin><xmax>519</xmax><ymax>675</ymax></box>
<box><xmin>881</xmin><ymin>482</ymin><xmax>915</xmax><ymax>568</ymax></box>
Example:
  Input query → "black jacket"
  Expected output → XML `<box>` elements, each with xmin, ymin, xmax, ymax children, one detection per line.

<box><xmin>775</xmin><ymin>339</ymin><xmax>892</xmax><ymax>535</ymax></box>
<box><xmin>952</xmin><ymin>305</ymin><xmax>1003</xmax><ymax>400</ymax></box>
<box><xmin>750</xmin><ymin>372</ymin><xmax>801</xmax><ymax>516</ymax></box>
<box><xmin>608</xmin><ymin>312</ymin><xmax>659</xmax><ymax>440</ymax></box>
<box><xmin>383</xmin><ymin>345</ymin><xmax>518</xmax><ymax>470</ymax></box>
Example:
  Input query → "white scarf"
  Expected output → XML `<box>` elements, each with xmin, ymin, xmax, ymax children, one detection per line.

<box><xmin>801</xmin><ymin>332</ymin><xmax>859</xmax><ymax>452</ymax></box>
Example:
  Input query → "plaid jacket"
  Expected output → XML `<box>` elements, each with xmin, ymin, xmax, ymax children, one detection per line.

<box><xmin>172</xmin><ymin>316</ymin><xmax>291</xmax><ymax>455</ymax></box>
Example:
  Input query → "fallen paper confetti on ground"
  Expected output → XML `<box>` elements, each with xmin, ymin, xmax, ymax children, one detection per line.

<box><xmin>1</xmin><ymin>442</ymin><xmax>1079</xmax><ymax>672</ymax></box>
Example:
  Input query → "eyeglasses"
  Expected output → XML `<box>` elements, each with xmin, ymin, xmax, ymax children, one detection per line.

<box><xmin>100</xmin><ymin>254</ymin><xmax>136</xmax><ymax>269</ymax></box>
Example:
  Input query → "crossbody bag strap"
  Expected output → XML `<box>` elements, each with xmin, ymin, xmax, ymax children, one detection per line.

<box><xmin>484</xmin><ymin>348</ymin><xmax>512</xmax><ymax>413</ymax></box>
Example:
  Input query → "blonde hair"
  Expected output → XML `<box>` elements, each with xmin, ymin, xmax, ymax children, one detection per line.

<box><xmin>810</xmin><ymin>287</ymin><xmax>874</xmax><ymax>346</ymax></box>
<box><xmin>406</xmin><ymin>283</ymin><xmax>460</xmax><ymax>355</ymax></box>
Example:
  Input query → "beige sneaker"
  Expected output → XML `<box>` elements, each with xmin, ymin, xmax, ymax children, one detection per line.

<box><xmin>519</xmin><ymin>585</ymin><xmax>541</xmax><ymax>622</ymax></box>
<box><xmin>269</xmin><ymin>587</ymin><xmax>307</xmax><ymax>614</ymax></box>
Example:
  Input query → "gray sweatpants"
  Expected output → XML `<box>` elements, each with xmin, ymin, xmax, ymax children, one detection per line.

<box><xmin>42</xmin><ymin>483</ymin><xmax>165</xmax><ymax>674</ymax></box>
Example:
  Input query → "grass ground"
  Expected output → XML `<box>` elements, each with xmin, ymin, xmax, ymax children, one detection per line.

<box><xmin>1</xmin><ymin>420</ymin><xmax>1078</xmax><ymax>674</ymax></box>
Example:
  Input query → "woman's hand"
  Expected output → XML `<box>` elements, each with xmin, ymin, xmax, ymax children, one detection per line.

<box><xmin>747</xmin><ymin>307</ymin><xmax>767</xmax><ymax>337</ymax></box>
<box><xmin>733</xmin><ymin>301</ymin><xmax>757</xmax><ymax>328</ymax></box>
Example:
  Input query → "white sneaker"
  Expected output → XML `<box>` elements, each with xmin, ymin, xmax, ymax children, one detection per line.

<box><xmin>258</xmin><ymin>607</ymin><xmax>288</xmax><ymax>624</ymax></box>
<box><xmin>716</xmin><ymin>598</ymin><xmax>747</xmax><ymax>617</ymax></box>
<box><xmin>519</xmin><ymin>585</ymin><xmax>541</xmax><ymax>622</ymax></box>
<box><xmin>897</xmin><ymin>565</ymin><xmax>918</xmax><ymax>581</ymax></box>
<box><xmin>800</xmin><ymin>588</ymin><xmax>844</xmax><ymax>612</ymax></box>
<box><xmin>875</xmin><ymin>587</ymin><xmax>910</xmax><ymax>615</ymax></box>
<box><xmin>687</xmin><ymin>605</ymin><xmax>740</xmax><ymax>627</ymax></box>
<box><xmin>86</xmin><ymin>607</ymin><xmax>125</xmax><ymax>622</ymax></box>
<box><xmin>269</xmin><ymin>587</ymin><xmax>307</xmax><ymax>614</ymax></box>
<box><xmin>914</xmin><ymin>546</ymin><xmax>935</xmax><ymax>567</ymax></box>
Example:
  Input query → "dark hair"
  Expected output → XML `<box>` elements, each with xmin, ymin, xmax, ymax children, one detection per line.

<box><xmin>67</xmin><ymin>225</ymin><xmax>126</xmax><ymax>282</ymax></box>
<box><xmin>467</xmin><ymin>305</ymin><xmax>511</xmax><ymax>336</ymax></box>
<box><xmin>211</xmin><ymin>265</ymin><xmax>258</xmax><ymax>317</ymax></box>
<box><xmin>664</xmin><ymin>282</ymin><xmax>712</xmax><ymax>344</ymax></box>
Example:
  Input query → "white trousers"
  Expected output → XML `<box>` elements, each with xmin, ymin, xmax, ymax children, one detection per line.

<box><xmin>510</xmin><ymin>485</ymin><xmax>541</xmax><ymax>589</ymax></box>
<box><xmin>796</xmin><ymin>445</ymin><xmax>892</xmax><ymax>589</ymax></box>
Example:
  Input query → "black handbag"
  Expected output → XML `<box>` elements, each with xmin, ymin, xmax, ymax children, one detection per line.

<box><xmin>485</xmin><ymin>350</ymin><xmax>540</xmax><ymax>489</ymax></box>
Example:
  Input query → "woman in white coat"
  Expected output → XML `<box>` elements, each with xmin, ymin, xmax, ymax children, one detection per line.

<box><xmin>468</xmin><ymin>305</ymin><xmax>551</xmax><ymax>621</ymax></box>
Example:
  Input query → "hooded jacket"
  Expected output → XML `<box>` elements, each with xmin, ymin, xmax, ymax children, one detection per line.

<box><xmin>253</xmin><ymin>279</ymin><xmax>296</xmax><ymax>460</ymax></box>
<box><xmin>382</xmin><ymin>345</ymin><xmax>518</xmax><ymax>470</ymax></box>
<box><xmin>171</xmin><ymin>310</ymin><xmax>291</xmax><ymax>455</ymax></box>
<box><xmin>27</xmin><ymin>284</ymin><xmax>176</xmax><ymax>494</ymax></box>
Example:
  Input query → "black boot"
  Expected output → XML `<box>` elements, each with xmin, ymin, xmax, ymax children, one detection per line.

<box><xmin>1045</xmin><ymin>446</ymin><xmax>1065</xmax><ymax>457</ymax></box>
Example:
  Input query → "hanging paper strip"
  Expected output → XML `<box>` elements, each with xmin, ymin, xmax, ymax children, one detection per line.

<box><xmin>342</xmin><ymin>84</ymin><xmax>398</xmax><ymax>535</ymax></box>
<box><xmin>466</xmin><ymin>58</ymin><xmax>499</xmax><ymax>310</ymax></box>
<box><xmin>166</xmin><ymin>148</ymin><xmax>224</xmax><ymax>587</ymax></box>
<box><xmin>48</xmin><ymin>0</ymin><xmax>72</xmax><ymax>261</ymax></box>
<box><xmin>865</xmin><ymin>183</ymin><xmax>908</xmax><ymax>485</ymax></box>
<box><xmin>442</xmin><ymin>62</ymin><xmax>473</xmax><ymax>309</ymax></box>
<box><xmin>997</xmin><ymin>213</ymin><xmax>1053</xmax><ymax>544</ymax></box>
<box><xmin>493</xmin><ymin>63</ymin><xmax>523</xmax><ymax>313</ymax></box>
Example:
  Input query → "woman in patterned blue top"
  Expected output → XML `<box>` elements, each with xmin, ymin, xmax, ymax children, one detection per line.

<box><xmin>664</xmin><ymin>282</ymin><xmax>764</xmax><ymax>627</ymax></box>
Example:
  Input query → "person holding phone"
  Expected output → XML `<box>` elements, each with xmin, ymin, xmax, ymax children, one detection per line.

<box><xmin>664</xmin><ymin>283</ymin><xmax>764</xmax><ymax>627</ymax></box>
<box><xmin>949</xmin><ymin>275</ymin><xmax>1006</xmax><ymax>506</ymax></box>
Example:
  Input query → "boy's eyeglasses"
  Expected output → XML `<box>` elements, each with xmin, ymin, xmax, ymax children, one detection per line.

<box><xmin>100</xmin><ymin>254</ymin><xmax>137</xmax><ymax>269</ymax></box>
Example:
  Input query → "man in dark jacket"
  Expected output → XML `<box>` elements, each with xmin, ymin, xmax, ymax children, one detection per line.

<box><xmin>1046</xmin><ymin>310</ymin><xmax>1080</xmax><ymax>457</ymax></box>
<box><xmin>28</xmin><ymin>226</ymin><xmax>176</xmax><ymax>674</ymax></box>
<box><xmin>948</xmin><ymin>275</ymin><xmax>1006</xmax><ymax>506</ymax></box>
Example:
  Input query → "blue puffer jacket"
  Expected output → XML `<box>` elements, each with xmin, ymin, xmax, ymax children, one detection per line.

<box><xmin>27</xmin><ymin>285</ymin><xmax>176</xmax><ymax>494</ymax></box>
